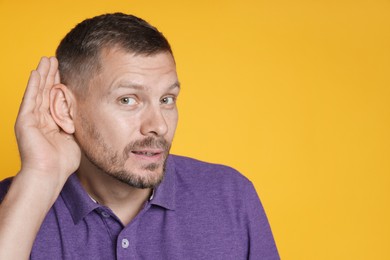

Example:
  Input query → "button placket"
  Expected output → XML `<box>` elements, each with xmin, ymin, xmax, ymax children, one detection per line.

<box><xmin>101</xmin><ymin>211</ymin><xmax>110</xmax><ymax>218</ymax></box>
<box><xmin>116</xmin><ymin>202</ymin><xmax>152</xmax><ymax>258</ymax></box>
<box><xmin>121</xmin><ymin>238</ymin><xmax>129</xmax><ymax>249</ymax></box>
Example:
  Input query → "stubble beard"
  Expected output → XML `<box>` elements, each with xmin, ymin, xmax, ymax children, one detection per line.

<box><xmin>78</xmin><ymin>119</ymin><xmax>171</xmax><ymax>189</ymax></box>
<box><xmin>110</xmin><ymin>137</ymin><xmax>171</xmax><ymax>189</ymax></box>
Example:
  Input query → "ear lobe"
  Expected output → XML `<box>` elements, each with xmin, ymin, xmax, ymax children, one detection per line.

<box><xmin>50</xmin><ymin>84</ymin><xmax>75</xmax><ymax>134</ymax></box>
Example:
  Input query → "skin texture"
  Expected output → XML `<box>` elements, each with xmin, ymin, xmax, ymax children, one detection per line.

<box><xmin>0</xmin><ymin>49</ymin><xmax>180</xmax><ymax>258</ymax></box>
<box><xmin>74</xmin><ymin>48</ymin><xmax>179</xmax><ymax>190</ymax></box>
<box><xmin>0</xmin><ymin>57</ymin><xmax>81</xmax><ymax>259</ymax></box>
<box><xmin>72</xmin><ymin>49</ymin><xmax>180</xmax><ymax>222</ymax></box>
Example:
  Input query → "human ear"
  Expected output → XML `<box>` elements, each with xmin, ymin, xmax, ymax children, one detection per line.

<box><xmin>49</xmin><ymin>84</ymin><xmax>75</xmax><ymax>134</ymax></box>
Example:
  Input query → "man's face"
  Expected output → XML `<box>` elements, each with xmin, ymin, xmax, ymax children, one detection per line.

<box><xmin>73</xmin><ymin>48</ymin><xmax>179</xmax><ymax>188</ymax></box>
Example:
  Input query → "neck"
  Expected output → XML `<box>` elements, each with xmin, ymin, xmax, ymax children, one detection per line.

<box><xmin>77</xmin><ymin>158</ymin><xmax>152</xmax><ymax>225</ymax></box>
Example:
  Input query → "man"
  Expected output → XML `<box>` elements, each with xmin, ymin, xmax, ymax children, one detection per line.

<box><xmin>0</xmin><ymin>13</ymin><xmax>279</xmax><ymax>259</ymax></box>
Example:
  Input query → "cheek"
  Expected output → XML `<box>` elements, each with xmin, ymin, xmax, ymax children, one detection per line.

<box><xmin>102</xmin><ymin>114</ymin><xmax>142</xmax><ymax>143</ymax></box>
<box><xmin>103</xmin><ymin>120</ymin><xmax>135</xmax><ymax>138</ymax></box>
<box><xmin>75</xmin><ymin>111</ymin><xmax>123</xmax><ymax>146</ymax></box>
<box><xmin>165</xmin><ymin>111</ymin><xmax>179</xmax><ymax>136</ymax></box>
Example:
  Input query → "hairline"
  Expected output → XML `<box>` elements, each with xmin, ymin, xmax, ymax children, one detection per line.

<box><xmin>67</xmin><ymin>45</ymin><xmax>175</xmax><ymax>97</ymax></box>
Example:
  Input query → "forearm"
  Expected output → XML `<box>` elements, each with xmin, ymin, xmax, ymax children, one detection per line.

<box><xmin>0</xmin><ymin>171</ymin><xmax>64</xmax><ymax>259</ymax></box>
<box><xmin>0</xmin><ymin>56</ymin><xmax>80</xmax><ymax>259</ymax></box>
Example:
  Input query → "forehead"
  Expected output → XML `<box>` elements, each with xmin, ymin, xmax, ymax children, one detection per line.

<box><xmin>94</xmin><ymin>48</ymin><xmax>178</xmax><ymax>92</ymax></box>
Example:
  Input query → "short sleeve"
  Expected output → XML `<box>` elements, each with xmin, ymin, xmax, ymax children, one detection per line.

<box><xmin>244</xmin><ymin>182</ymin><xmax>280</xmax><ymax>259</ymax></box>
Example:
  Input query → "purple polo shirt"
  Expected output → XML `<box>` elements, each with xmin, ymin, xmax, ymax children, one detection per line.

<box><xmin>0</xmin><ymin>155</ymin><xmax>279</xmax><ymax>259</ymax></box>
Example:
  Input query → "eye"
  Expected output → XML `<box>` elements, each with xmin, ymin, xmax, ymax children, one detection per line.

<box><xmin>119</xmin><ymin>97</ymin><xmax>137</xmax><ymax>105</ymax></box>
<box><xmin>161</xmin><ymin>96</ymin><xmax>176</xmax><ymax>105</ymax></box>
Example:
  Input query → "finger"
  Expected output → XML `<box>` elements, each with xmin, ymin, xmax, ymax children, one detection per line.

<box><xmin>36</xmin><ymin>56</ymin><xmax>50</xmax><ymax>77</ymax></box>
<box><xmin>17</xmin><ymin>70</ymin><xmax>41</xmax><ymax>116</ymax></box>
<box><xmin>47</xmin><ymin>57</ymin><xmax>59</xmax><ymax>83</ymax></box>
<box><xmin>40</xmin><ymin>57</ymin><xmax>59</xmax><ymax>110</ymax></box>
<box><xmin>35</xmin><ymin>57</ymin><xmax>50</xmax><ymax>110</ymax></box>
<box><xmin>54</xmin><ymin>69</ymin><xmax>60</xmax><ymax>85</ymax></box>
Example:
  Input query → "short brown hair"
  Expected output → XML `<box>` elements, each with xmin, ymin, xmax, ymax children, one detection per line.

<box><xmin>56</xmin><ymin>13</ymin><xmax>173</xmax><ymax>93</ymax></box>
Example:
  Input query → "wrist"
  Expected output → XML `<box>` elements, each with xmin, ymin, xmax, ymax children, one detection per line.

<box><xmin>15</xmin><ymin>169</ymin><xmax>68</xmax><ymax>198</ymax></box>
<box><xmin>19</xmin><ymin>164</ymin><xmax>70</xmax><ymax>182</ymax></box>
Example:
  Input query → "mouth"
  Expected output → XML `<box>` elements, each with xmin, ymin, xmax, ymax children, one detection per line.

<box><xmin>124</xmin><ymin>137</ymin><xmax>171</xmax><ymax>163</ymax></box>
<box><xmin>132</xmin><ymin>151</ymin><xmax>161</xmax><ymax>156</ymax></box>
<box><xmin>131</xmin><ymin>149</ymin><xmax>165</xmax><ymax>159</ymax></box>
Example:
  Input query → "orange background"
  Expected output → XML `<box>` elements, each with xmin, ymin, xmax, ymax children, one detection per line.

<box><xmin>1</xmin><ymin>1</ymin><xmax>389</xmax><ymax>259</ymax></box>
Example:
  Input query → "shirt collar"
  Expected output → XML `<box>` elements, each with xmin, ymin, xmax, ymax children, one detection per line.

<box><xmin>149</xmin><ymin>155</ymin><xmax>176</xmax><ymax>211</ymax></box>
<box><xmin>61</xmin><ymin>155</ymin><xmax>177</xmax><ymax>224</ymax></box>
<box><xmin>61</xmin><ymin>174</ymin><xmax>100</xmax><ymax>224</ymax></box>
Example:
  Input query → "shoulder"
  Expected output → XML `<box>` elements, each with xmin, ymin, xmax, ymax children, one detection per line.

<box><xmin>0</xmin><ymin>177</ymin><xmax>13</xmax><ymax>202</ymax></box>
<box><xmin>169</xmin><ymin>154</ymin><xmax>255</xmax><ymax>195</ymax></box>
<box><xmin>170</xmin><ymin>154</ymin><xmax>251</xmax><ymax>180</ymax></box>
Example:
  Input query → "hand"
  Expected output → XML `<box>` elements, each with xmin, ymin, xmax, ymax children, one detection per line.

<box><xmin>14</xmin><ymin>57</ymin><xmax>81</xmax><ymax>183</ymax></box>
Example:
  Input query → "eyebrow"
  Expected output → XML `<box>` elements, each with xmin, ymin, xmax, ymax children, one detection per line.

<box><xmin>169</xmin><ymin>82</ymin><xmax>181</xmax><ymax>90</ymax></box>
<box><xmin>116</xmin><ymin>81</ymin><xmax>181</xmax><ymax>91</ymax></box>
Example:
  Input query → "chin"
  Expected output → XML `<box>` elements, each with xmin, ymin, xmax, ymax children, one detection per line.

<box><xmin>108</xmin><ymin>166</ymin><xmax>165</xmax><ymax>189</ymax></box>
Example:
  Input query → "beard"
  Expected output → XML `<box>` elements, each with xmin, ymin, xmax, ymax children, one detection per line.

<box><xmin>76</xmin><ymin>117</ymin><xmax>171</xmax><ymax>189</ymax></box>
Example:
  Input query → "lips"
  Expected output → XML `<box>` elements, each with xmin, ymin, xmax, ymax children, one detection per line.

<box><xmin>130</xmin><ymin>148</ymin><xmax>165</xmax><ymax>159</ymax></box>
<box><xmin>123</xmin><ymin>137</ymin><xmax>171</xmax><ymax>161</ymax></box>
<box><xmin>132</xmin><ymin>150</ymin><xmax>162</xmax><ymax>156</ymax></box>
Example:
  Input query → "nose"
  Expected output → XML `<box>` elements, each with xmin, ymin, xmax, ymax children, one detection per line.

<box><xmin>140</xmin><ymin>105</ymin><xmax>168</xmax><ymax>137</ymax></box>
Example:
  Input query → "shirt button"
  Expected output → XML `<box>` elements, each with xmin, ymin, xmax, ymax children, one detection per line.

<box><xmin>101</xmin><ymin>211</ymin><xmax>110</xmax><ymax>218</ymax></box>
<box><xmin>121</xmin><ymin>238</ymin><xmax>129</xmax><ymax>249</ymax></box>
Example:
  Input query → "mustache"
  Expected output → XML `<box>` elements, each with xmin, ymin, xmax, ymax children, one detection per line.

<box><xmin>123</xmin><ymin>136</ymin><xmax>171</xmax><ymax>156</ymax></box>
